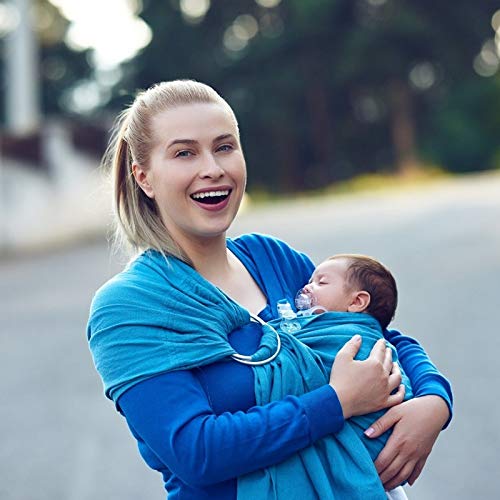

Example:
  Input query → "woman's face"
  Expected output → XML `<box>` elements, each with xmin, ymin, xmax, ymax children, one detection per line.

<box><xmin>133</xmin><ymin>102</ymin><xmax>247</xmax><ymax>246</ymax></box>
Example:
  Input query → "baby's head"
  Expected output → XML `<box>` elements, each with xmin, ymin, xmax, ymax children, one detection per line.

<box><xmin>303</xmin><ymin>254</ymin><xmax>398</xmax><ymax>330</ymax></box>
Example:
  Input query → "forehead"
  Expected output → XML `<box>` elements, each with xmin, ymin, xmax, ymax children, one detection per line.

<box><xmin>151</xmin><ymin>102</ymin><xmax>237</xmax><ymax>143</ymax></box>
<box><xmin>314</xmin><ymin>258</ymin><xmax>349</xmax><ymax>276</ymax></box>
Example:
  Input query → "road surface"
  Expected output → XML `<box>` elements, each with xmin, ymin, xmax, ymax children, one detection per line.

<box><xmin>1</xmin><ymin>172</ymin><xmax>499</xmax><ymax>499</ymax></box>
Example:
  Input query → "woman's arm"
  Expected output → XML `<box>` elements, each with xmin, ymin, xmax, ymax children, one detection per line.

<box><xmin>118</xmin><ymin>335</ymin><xmax>403</xmax><ymax>488</ymax></box>
<box><xmin>368</xmin><ymin>328</ymin><xmax>453</xmax><ymax>489</ymax></box>
<box><xmin>119</xmin><ymin>369</ymin><xmax>344</xmax><ymax>487</ymax></box>
<box><xmin>384</xmin><ymin>328</ymin><xmax>453</xmax><ymax>421</ymax></box>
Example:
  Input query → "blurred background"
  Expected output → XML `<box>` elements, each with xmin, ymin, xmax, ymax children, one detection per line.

<box><xmin>1</xmin><ymin>1</ymin><xmax>499</xmax><ymax>499</ymax></box>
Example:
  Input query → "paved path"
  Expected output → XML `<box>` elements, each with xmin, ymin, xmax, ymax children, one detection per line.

<box><xmin>1</xmin><ymin>172</ymin><xmax>499</xmax><ymax>499</ymax></box>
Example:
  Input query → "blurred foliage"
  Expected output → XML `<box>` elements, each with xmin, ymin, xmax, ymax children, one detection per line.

<box><xmin>1</xmin><ymin>0</ymin><xmax>499</xmax><ymax>192</ymax></box>
<box><xmin>114</xmin><ymin>0</ymin><xmax>500</xmax><ymax>192</ymax></box>
<box><xmin>35</xmin><ymin>0</ymin><xmax>93</xmax><ymax>115</ymax></box>
<box><xmin>423</xmin><ymin>77</ymin><xmax>500</xmax><ymax>172</ymax></box>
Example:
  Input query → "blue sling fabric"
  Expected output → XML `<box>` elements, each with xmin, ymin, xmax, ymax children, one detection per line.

<box><xmin>88</xmin><ymin>251</ymin><xmax>278</xmax><ymax>402</ymax></box>
<box><xmin>238</xmin><ymin>313</ymin><xmax>413</xmax><ymax>499</ymax></box>
<box><xmin>88</xmin><ymin>249</ymin><xmax>388</xmax><ymax>499</ymax></box>
<box><xmin>293</xmin><ymin>312</ymin><xmax>413</xmax><ymax>460</ymax></box>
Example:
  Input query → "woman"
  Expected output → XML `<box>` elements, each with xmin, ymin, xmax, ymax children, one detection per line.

<box><xmin>87</xmin><ymin>80</ymin><xmax>452</xmax><ymax>499</ymax></box>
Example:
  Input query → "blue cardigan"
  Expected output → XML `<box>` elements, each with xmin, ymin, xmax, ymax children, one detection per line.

<box><xmin>89</xmin><ymin>233</ymin><xmax>452</xmax><ymax>499</ymax></box>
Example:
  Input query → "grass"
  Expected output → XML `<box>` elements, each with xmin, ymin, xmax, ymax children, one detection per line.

<box><xmin>247</xmin><ymin>165</ymin><xmax>453</xmax><ymax>205</ymax></box>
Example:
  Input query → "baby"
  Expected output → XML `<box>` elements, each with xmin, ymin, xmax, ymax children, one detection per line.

<box><xmin>298</xmin><ymin>253</ymin><xmax>397</xmax><ymax>330</ymax></box>
<box><xmin>244</xmin><ymin>255</ymin><xmax>413</xmax><ymax>495</ymax></box>
<box><xmin>285</xmin><ymin>253</ymin><xmax>413</xmax><ymax>462</ymax></box>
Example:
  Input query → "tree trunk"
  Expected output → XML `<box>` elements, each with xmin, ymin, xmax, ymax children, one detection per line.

<box><xmin>388</xmin><ymin>80</ymin><xmax>419</xmax><ymax>175</ymax></box>
<box><xmin>271</xmin><ymin>121</ymin><xmax>301</xmax><ymax>193</ymax></box>
<box><xmin>301</xmin><ymin>51</ymin><xmax>335</xmax><ymax>186</ymax></box>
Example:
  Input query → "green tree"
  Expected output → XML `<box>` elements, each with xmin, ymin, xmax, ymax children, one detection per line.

<box><xmin>114</xmin><ymin>0</ymin><xmax>500</xmax><ymax>192</ymax></box>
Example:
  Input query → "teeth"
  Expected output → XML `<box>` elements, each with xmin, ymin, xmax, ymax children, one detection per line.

<box><xmin>192</xmin><ymin>190</ymin><xmax>229</xmax><ymax>199</ymax></box>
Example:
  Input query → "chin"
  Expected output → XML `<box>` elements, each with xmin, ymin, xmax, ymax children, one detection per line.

<box><xmin>201</xmin><ymin>211</ymin><xmax>238</xmax><ymax>236</ymax></box>
<box><xmin>189</xmin><ymin>219</ymin><xmax>234</xmax><ymax>240</ymax></box>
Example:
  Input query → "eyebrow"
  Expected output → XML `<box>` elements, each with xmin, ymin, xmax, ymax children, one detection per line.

<box><xmin>167</xmin><ymin>134</ymin><xmax>235</xmax><ymax>149</ymax></box>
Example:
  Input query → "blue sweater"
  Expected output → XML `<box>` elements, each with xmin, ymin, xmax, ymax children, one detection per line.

<box><xmin>91</xmin><ymin>234</ymin><xmax>452</xmax><ymax>499</ymax></box>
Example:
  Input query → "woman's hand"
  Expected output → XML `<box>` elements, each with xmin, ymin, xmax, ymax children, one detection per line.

<box><xmin>329</xmin><ymin>335</ymin><xmax>405</xmax><ymax>419</ymax></box>
<box><xmin>364</xmin><ymin>395</ymin><xmax>450</xmax><ymax>490</ymax></box>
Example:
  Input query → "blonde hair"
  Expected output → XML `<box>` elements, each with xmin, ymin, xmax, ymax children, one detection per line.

<box><xmin>103</xmin><ymin>80</ymin><xmax>238</xmax><ymax>261</ymax></box>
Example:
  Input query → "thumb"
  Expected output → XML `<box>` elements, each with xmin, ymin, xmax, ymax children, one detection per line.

<box><xmin>364</xmin><ymin>407</ymin><xmax>400</xmax><ymax>438</ymax></box>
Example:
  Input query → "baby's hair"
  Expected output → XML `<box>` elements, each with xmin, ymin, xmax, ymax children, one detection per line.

<box><xmin>328</xmin><ymin>254</ymin><xmax>398</xmax><ymax>330</ymax></box>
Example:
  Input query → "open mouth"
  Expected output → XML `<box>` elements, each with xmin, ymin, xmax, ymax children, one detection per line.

<box><xmin>190</xmin><ymin>189</ymin><xmax>232</xmax><ymax>205</ymax></box>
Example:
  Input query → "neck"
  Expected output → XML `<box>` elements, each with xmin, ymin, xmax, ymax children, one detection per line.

<box><xmin>177</xmin><ymin>233</ymin><xmax>232</xmax><ymax>282</ymax></box>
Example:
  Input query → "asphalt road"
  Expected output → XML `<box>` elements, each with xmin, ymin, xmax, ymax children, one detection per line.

<box><xmin>2</xmin><ymin>172</ymin><xmax>499</xmax><ymax>499</ymax></box>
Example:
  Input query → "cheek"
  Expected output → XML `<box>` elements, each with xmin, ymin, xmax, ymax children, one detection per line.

<box><xmin>313</xmin><ymin>287</ymin><xmax>327</xmax><ymax>302</ymax></box>
<box><xmin>159</xmin><ymin>170</ymin><xmax>190</xmax><ymax>196</ymax></box>
<box><xmin>231</xmin><ymin>153</ymin><xmax>247</xmax><ymax>178</ymax></box>
<box><xmin>241</xmin><ymin>157</ymin><xmax>247</xmax><ymax>177</ymax></box>
<box><xmin>240</xmin><ymin>166</ymin><xmax>247</xmax><ymax>183</ymax></box>
<box><xmin>314</xmin><ymin>287</ymin><xmax>339</xmax><ymax>309</ymax></box>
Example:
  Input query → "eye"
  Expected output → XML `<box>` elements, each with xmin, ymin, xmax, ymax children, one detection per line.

<box><xmin>175</xmin><ymin>150</ymin><xmax>194</xmax><ymax>158</ymax></box>
<box><xmin>216</xmin><ymin>143</ymin><xmax>234</xmax><ymax>153</ymax></box>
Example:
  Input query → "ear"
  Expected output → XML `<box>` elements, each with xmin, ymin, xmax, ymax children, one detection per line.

<box><xmin>347</xmin><ymin>291</ymin><xmax>371</xmax><ymax>313</ymax></box>
<box><xmin>132</xmin><ymin>163</ymin><xmax>155</xmax><ymax>199</ymax></box>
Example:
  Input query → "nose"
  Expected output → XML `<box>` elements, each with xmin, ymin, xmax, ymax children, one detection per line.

<box><xmin>199</xmin><ymin>153</ymin><xmax>224</xmax><ymax>179</ymax></box>
<box><xmin>303</xmin><ymin>284</ymin><xmax>312</xmax><ymax>293</ymax></box>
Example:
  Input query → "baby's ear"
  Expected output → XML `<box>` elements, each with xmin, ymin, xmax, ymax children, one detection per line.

<box><xmin>347</xmin><ymin>291</ymin><xmax>371</xmax><ymax>313</ymax></box>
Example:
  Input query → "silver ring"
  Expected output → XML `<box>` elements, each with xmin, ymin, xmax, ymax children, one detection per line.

<box><xmin>231</xmin><ymin>313</ymin><xmax>281</xmax><ymax>366</ymax></box>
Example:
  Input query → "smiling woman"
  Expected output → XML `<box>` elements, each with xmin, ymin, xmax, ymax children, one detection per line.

<box><xmin>131</xmin><ymin>101</ymin><xmax>247</xmax><ymax>251</ymax></box>
<box><xmin>106</xmin><ymin>82</ymin><xmax>246</xmax><ymax>263</ymax></box>
<box><xmin>88</xmin><ymin>80</ymin><xmax>452</xmax><ymax>500</ymax></box>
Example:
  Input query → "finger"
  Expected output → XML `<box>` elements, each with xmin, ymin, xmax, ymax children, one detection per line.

<box><xmin>336</xmin><ymin>334</ymin><xmax>362</xmax><ymax>360</ymax></box>
<box><xmin>383</xmin><ymin>459</ymin><xmax>418</xmax><ymax>490</ymax></box>
<box><xmin>386</xmin><ymin>384</ymin><xmax>406</xmax><ymax>408</ymax></box>
<box><xmin>376</xmin><ymin>448</ymin><xmax>403</xmax><ymax>478</ymax></box>
<box><xmin>388</xmin><ymin>364</ymin><xmax>403</xmax><ymax>392</ymax></box>
<box><xmin>382</xmin><ymin>345</ymin><xmax>393</xmax><ymax>373</ymax></box>
<box><xmin>372</xmin><ymin>425</ymin><xmax>405</xmax><ymax>474</ymax></box>
<box><xmin>364</xmin><ymin>406</ymin><xmax>400</xmax><ymax>439</ymax></box>
<box><xmin>368</xmin><ymin>338</ymin><xmax>387</xmax><ymax>363</ymax></box>
<box><xmin>408</xmin><ymin>457</ymin><xmax>427</xmax><ymax>486</ymax></box>
<box><xmin>378</xmin><ymin>451</ymin><xmax>408</xmax><ymax>485</ymax></box>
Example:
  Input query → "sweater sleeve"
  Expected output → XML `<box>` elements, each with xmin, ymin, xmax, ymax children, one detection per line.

<box><xmin>118</xmin><ymin>370</ymin><xmax>344</xmax><ymax>488</ymax></box>
<box><xmin>384</xmin><ymin>328</ymin><xmax>453</xmax><ymax>427</ymax></box>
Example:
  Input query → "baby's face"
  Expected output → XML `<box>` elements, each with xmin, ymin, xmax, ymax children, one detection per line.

<box><xmin>303</xmin><ymin>258</ymin><xmax>354</xmax><ymax>312</ymax></box>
